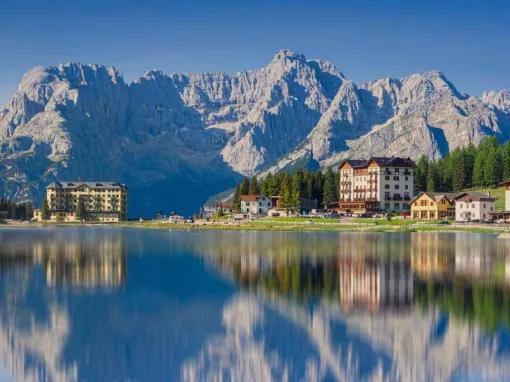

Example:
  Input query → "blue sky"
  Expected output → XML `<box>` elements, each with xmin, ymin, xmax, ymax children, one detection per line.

<box><xmin>0</xmin><ymin>0</ymin><xmax>508</xmax><ymax>104</ymax></box>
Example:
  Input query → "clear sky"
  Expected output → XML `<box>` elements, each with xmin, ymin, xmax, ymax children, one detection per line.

<box><xmin>0</xmin><ymin>0</ymin><xmax>508</xmax><ymax>104</ymax></box>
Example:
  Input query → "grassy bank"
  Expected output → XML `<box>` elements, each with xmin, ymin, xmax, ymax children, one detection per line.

<box><xmin>118</xmin><ymin>217</ymin><xmax>509</xmax><ymax>235</ymax></box>
<box><xmin>2</xmin><ymin>217</ymin><xmax>509</xmax><ymax>235</ymax></box>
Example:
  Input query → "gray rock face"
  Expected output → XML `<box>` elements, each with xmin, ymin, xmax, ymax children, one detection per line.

<box><xmin>267</xmin><ymin>70</ymin><xmax>510</xmax><ymax>173</ymax></box>
<box><xmin>1</xmin><ymin>51</ymin><xmax>509</xmax><ymax>214</ymax></box>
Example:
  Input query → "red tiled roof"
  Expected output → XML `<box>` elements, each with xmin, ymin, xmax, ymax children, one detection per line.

<box><xmin>240</xmin><ymin>195</ymin><xmax>260</xmax><ymax>202</ymax></box>
<box><xmin>218</xmin><ymin>200</ymin><xmax>233</xmax><ymax>208</ymax></box>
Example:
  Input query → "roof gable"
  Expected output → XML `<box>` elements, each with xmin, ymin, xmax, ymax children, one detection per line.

<box><xmin>338</xmin><ymin>157</ymin><xmax>415</xmax><ymax>170</ymax></box>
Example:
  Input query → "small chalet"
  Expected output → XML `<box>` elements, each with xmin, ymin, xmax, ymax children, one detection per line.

<box><xmin>217</xmin><ymin>200</ymin><xmax>233</xmax><ymax>214</ymax></box>
<box><xmin>409</xmin><ymin>192</ymin><xmax>458</xmax><ymax>220</ymax></box>
<box><xmin>454</xmin><ymin>192</ymin><xmax>495</xmax><ymax>222</ymax></box>
<box><xmin>240</xmin><ymin>195</ymin><xmax>272</xmax><ymax>215</ymax></box>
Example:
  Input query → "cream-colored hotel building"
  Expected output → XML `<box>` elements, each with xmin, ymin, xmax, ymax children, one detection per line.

<box><xmin>34</xmin><ymin>181</ymin><xmax>128</xmax><ymax>222</ymax></box>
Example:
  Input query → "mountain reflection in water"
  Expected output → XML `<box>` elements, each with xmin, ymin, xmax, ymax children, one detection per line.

<box><xmin>1</xmin><ymin>228</ymin><xmax>510</xmax><ymax>381</ymax></box>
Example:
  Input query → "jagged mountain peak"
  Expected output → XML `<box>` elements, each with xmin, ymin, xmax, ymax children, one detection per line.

<box><xmin>400</xmin><ymin>70</ymin><xmax>466</xmax><ymax>102</ymax></box>
<box><xmin>271</xmin><ymin>48</ymin><xmax>306</xmax><ymax>62</ymax></box>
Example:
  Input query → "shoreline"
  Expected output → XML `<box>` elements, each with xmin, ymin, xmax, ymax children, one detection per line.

<box><xmin>2</xmin><ymin>218</ymin><xmax>509</xmax><ymax>235</ymax></box>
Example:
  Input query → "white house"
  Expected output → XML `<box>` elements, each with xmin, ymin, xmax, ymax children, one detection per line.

<box><xmin>240</xmin><ymin>195</ymin><xmax>272</xmax><ymax>215</ymax></box>
<box><xmin>454</xmin><ymin>192</ymin><xmax>495</xmax><ymax>222</ymax></box>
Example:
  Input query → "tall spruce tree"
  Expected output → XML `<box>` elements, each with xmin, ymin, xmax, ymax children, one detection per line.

<box><xmin>248</xmin><ymin>176</ymin><xmax>260</xmax><ymax>194</ymax></box>
<box><xmin>501</xmin><ymin>141</ymin><xmax>510</xmax><ymax>181</ymax></box>
<box><xmin>279</xmin><ymin>175</ymin><xmax>292</xmax><ymax>212</ymax></box>
<box><xmin>232</xmin><ymin>185</ymin><xmax>241</xmax><ymax>212</ymax></box>
<box><xmin>265</xmin><ymin>173</ymin><xmax>279</xmax><ymax>196</ymax></box>
<box><xmin>415</xmin><ymin>156</ymin><xmax>429</xmax><ymax>192</ymax></box>
<box><xmin>450</xmin><ymin>149</ymin><xmax>466</xmax><ymax>191</ymax></box>
<box><xmin>290</xmin><ymin>174</ymin><xmax>301</xmax><ymax>210</ymax></box>
<box><xmin>240</xmin><ymin>177</ymin><xmax>250</xmax><ymax>195</ymax></box>
<box><xmin>426</xmin><ymin>164</ymin><xmax>439</xmax><ymax>192</ymax></box>
<box><xmin>41</xmin><ymin>197</ymin><xmax>50</xmax><ymax>220</ymax></box>
<box><xmin>484</xmin><ymin>146</ymin><xmax>500</xmax><ymax>186</ymax></box>
<box><xmin>76</xmin><ymin>196</ymin><xmax>87</xmax><ymax>222</ymax></box>
<box><xmin>472</xmin><ymin>151</ymin><xmax>485</xmax><ymax>188</ymax></box>
<box><xmin>463</xmin><ymin>144</ymin><xmax>477</xmax><ymax>188</ymax></box>
<box><xmin>305</xmin><ymin>173</ymin><xmax>314</xmax><ymax>199</ymax></box>
<box><xmin>322</xmin><ymin>168</ymin><xmax>338</xmax><ymax>205</ymax></box>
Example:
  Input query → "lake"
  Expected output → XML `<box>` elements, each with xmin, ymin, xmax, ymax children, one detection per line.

<box><xmin>1</xmin><ymin>227</ymin><xmax>510</xmax><ymax>381</ymax></box>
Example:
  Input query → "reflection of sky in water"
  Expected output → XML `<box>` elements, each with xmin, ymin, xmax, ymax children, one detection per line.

<box><xmin>1</xmin><ymin>227</ymin><xmax>510</xmax><ymax>381</ymax></box>
<box><xmin>0</xmin><ymin>364</ymin><xmax>15</xmax><ymax>382</ymax></box>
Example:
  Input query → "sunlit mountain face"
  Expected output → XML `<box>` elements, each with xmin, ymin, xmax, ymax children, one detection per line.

<box><xmin>1</xmin><ymin>228</ymin><xmax>510</xmax><ymax>381</ymax></box>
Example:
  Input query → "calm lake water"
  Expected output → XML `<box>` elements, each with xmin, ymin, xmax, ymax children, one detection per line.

<box><xmin>1</xmin><ymin>227</ymin><xmax>510</xmax><ymax>381</ymax></box>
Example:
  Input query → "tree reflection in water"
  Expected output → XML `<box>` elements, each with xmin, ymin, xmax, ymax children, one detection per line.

<box><xmin>196</xmin><ymin>231</ymin><xmax>510</xmax><ymax>331</ymax></box>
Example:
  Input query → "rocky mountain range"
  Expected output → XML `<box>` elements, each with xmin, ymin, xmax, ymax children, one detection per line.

<box><xmin>1</xmin><ymin>49</ymin><xmax>509</xmax><ymax>215</ymax></box>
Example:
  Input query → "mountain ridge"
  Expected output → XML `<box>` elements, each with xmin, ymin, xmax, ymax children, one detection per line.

<box><xmin>1</xmin><ymin>50</ymin><xmax>509</xmax><ymax>215</ymax></box>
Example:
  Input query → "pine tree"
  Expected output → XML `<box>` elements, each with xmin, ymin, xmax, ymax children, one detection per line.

<box><xmin>279</xmin><ymin>175</ymin><xmax>292</xmax><ymax>212</ymax></box>
<box><xmin>232</xmin><ymin>185</ymin><xmax>241</xmax><ymax>212</ymax></box>
<box><xmin>484</xmin><ymin>146</ymin><xmax>500</xmax><ymax>187</ymax></box>
<box><xmin>76</xmin><ymin>196</ymin><xmax>87</xmax><ymax>222</ymax></box>
<box><xmin>463</xmin><ymin>144</ymin><xmax>477</xmax><ymax>188</ymax></box>
<box><xmin>450</xmin><ymin>149</ymin><xmax>466</xmax><ymax>191</ymax></box>
<box><xmin>322</xmin><ymin>168</ymin><xmax>338</xmax><ymax>205</ymax></box>
<box><xmin>240</xmin><ymin>177</ymin><xmax>250</xmax><ymax>195</ymax></box>
<box><xmin>305</xmin><ymin>173</ymin><xmax>314</xmax><ymax>199</ymax></box>
<box><xmin>426</xmin><ymin>164</ymin><xmax>439</xmax><ymax>191</ymax></box>
<box><xmin>313</xmin><ymin>172</ymin><xmax>324</xmax><ymax>204</ymax></box>
<box><xmin>501</xmin><ymin>141</ymin><xmax>510</xmax><ymax>181</ymax></box>
<box><xmin>472</xmin><ymin>151</ymin><xmax>485</xmax><ymax>188</ymax></box>
<box><xmin>290</xmin><ymin>174</ymin><xmax>301</xmax><ymax>211</ymax></box>
<box><xmin>248</xmin><ymin>176</ymin><xmax>260</xmax><ymax>194</ymax></box>
<box><xmin>415</xmin><ymin>156</ymin><xmax>429</xmax><ymax>192</ymax></box>
<box><xmin>41</xmin><ymin>196</ymin><xmax>50</xmax><ymax>220</ymax></box>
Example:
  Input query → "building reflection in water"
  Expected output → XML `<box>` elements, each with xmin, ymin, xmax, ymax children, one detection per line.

<box><xmin>339</xmin><ymin>256</ymin><xmax>413</xmax><ymax>312</ymax></box>
<box><xmin>197</xmin><ymin>231</ymin><xmax>510</xmax><ymax>326</ymax></box>
<box><xmin>0</xmin><ymin>228</ymin><xmax>126</xmax><ymax>288</ymax></box>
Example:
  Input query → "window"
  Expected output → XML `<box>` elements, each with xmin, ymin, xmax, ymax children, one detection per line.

<box><xmin>472</xmin><ymin>204</ymin><xmax>475</xmax><ymax>208</ymax></box>
<box><xmin>385</xmin><ymin>203</ymin><xmax>391</xmax><ymax>209</ymax></box>
<box><xmin>385</xmin><ymin>175</ymin><xmax>390</xmax><ymax>180</ymax></box>
<box><xmin>395</xmin><ymin>168</ymin><xmax>400</xmax><ymax>173</ymax></box>
<box><xmin>393</xmin><ymin>176</ymin><xmax>399</xmax><ymax>181</ymax></box>
<box><xmin>405</xmin><ymin>176</ymin><xmax>408</xmax><ymax>181</ymax></box>
<box><xmin>395</xmin><ymin>185</ymin><xmax>399</xmax><ymax>189</ymax></box>
<box><xmin>385</xmin><ymin>184</ymin><xmax>390</xmax><ymax>189</ymax></box>
<box><xmin>405</xmin><ymin>185</ymin><xmax>408</xmax><ymax>190</ymax></box>
<box><xmin>394</xmin><ymin>203</ymin><xmax>400</xmax><ymax>209</ymax></box>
